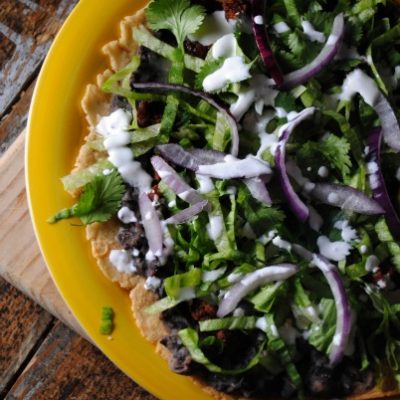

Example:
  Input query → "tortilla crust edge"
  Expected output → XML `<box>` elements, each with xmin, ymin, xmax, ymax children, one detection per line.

<box><xmin>75</xmin><ymin>5</ymin><xmax>400</xmax><ymax>400</ymax></box>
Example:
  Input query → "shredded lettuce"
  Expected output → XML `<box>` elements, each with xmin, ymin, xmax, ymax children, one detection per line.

<box><xmin>164</xmin><ymin>268</ymin><xmax>202</xmax><ymax>299</ymax></box>
<box><xmin>249</xmin><ymin>282</ymin><xmax>287</xmax><ymax>313</ymax></box>
<box><xmin>133</xmin><ymin>26</ymin><xmax>204</xmax><ymax>73</ymax></box>
<box><xmin>308</xmin><ymin>299</ymin><xmax>335</xmax><ymax>353</ymax></box>
<box><xmin>375</xmin><ymin>218</ymin><xmax>400</xmax><ymax>272</ymax></box>
<box><xmin>264</xmin><ymin>315</ymin><xmax>303</xmax><ymax>392</ymax></box>
<box><xmin>179</xmin><ymin>327</ymin><xmax>266</xmax><ymax>374</ymax></box>
<box><xmin>199</xmin><ymin>316</ymin><xmax>258</xmax><ymax>332</ymax></box>
<box><xmin>61</xmin><ymin>159</ymin><xmax>113</xmax><ymax>192</ymax></box>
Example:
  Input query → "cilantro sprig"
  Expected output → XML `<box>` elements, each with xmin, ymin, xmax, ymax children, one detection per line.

<box><xmin>146</xmin><ymin>0</ymin><xmax>205</xmax><ymax>50</ymax></box>
<box><xmin>48</xmin><ymin>170</ymin><xmax>125</xmax><ymax>225</ymax></box>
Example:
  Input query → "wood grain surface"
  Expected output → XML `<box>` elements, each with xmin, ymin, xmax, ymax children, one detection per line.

<box><xmin>0</xmin><ymin>131</ymin><xmax>86</xmax><ymax>337</ymax></box>
<box><xmin>0</xmin><ymin>279</ymin><xmax>53</xmax><ymax>397</ymax></box>
<box><xmin>0</xmin><ymin>0</ymin><xmax>78</xmax><ymax>118</ymax></box>
<box><xmin>5</xmin><ymin>321</ymin><xmax>157</xmax><ymax>400</ymax></box>
<box><xmin>0</xmin><ymin>1</ymin><xmax>155</xmax><ymax>399</ymax></box>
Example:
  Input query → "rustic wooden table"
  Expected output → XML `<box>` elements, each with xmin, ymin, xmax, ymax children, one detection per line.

<box><xmin>0</xmin><ymin>1</ymin><xmax>157</xmax><ymax>399</ymax></box>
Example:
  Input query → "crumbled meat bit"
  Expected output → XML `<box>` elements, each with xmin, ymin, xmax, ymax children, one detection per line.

<box><xmin>117</xmin><ymin>224</ymin><xmax>145</xmax><ymax>250</ymax></box>
<box><xmin>148</xmin><ymin>185</ymin><xmax>161</xmax><ymax>201</ymax></box>
<box><xmin>160</xmin><ymin>335</ymin><xmax>193</xmax><ymax>374</ymax></box>
<box><xmin>136</xmin><ymin>101</ymin><xmax>165</xmax><ymax>128</ymax></box>
<box><xmin>223</xmin><ymin>0</ymin><xmax>248</xmax><ymax>20</ymax></box>
<box><xmin>190</xmin><ymin>300</ymin><xmax>217</xmax><ymax>321</ymax></box>
<box><xmin>216</xmin><ymin>330</ymin><xmax>230</xmax><ymax>342</ymax></box>
<box><xmin>372</xmin><ymin>267</ymin><xmax>384</xmax><ymax>283</ymax></box>
<box><xmin>111</xmin><ymin>95</ymin><xmax>132</xmax><ymax>113</ymax></box>
<box><xmin>184</xmin><ymin>39</ymin><xmax>210</xmax><ymax>59</ymax></box>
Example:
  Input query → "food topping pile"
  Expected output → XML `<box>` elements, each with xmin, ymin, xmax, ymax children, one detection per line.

<box><xmin>51</xmin><ymin>0</ymin><xmax>400</xmax><ymax>398</ymax></box>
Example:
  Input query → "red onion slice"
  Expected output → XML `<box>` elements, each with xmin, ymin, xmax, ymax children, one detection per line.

<box><xmin>165</xmin><ymin>200</ymin><xmax>209</xmax><ymax>225</ymax></box>
<box><xmin>311</xmin><ymin>255</ymin><xmax>352</xmax><ymax>366</ymax></box>
<box><xmin>341</xmin><ymin>69</ymin><xmax>400</xmax><ymax>153</ymax></box>
<box><xmin>244</xmin><ymin>177</ymin><xmax>272</xmax><ymax>205</ymax></box>
<box><xmin>310</xmin><ymin>182</ymin><xmax>385</xmax><ymax>215</ymax></box>
<box><xmin>197</xmin><ymin>156</ymin><xmax>272</xmax><ymax>179</ymax></box>
<box><xmin>157</xmin><ymin>144</ymin><xmax>272</xmax><ymax>204</ymax></box>
<box><xmin>374</xmin><ymin>94</ymin><xmax>400</xmax><ymax>153</ymax></box>
<box><xmin>187</xmin><ymin>148</ymin><xmax>226</xmax><ymax>164</ymax></box>
<box><xmin>217</xmin><ymin>264</ymin><xmax>298</xmax><ymax>317</ymax></box>
<box><xmin>156</xmin><ymin>144</ymin><xmax>200</xmax><ymax>171</ymax></box>
<box><xmin>183</xmin><ymin>148</ymin><xmax>272</xmax><ymax>203</ymax></box>
<box><xmin>275</xmin><ymin>108</ymin><xmax>316</xmax><ymax>222</ymax></box>
<box><xmin>151</xmin><ymin>156</ymin><xmax>205</xmax><ymax>205</ymax></box>
<box><xmin>251</xmin><ymin>0</ymin><xmax>284</xmax><ymax>86</ymax></box>
<box><xmin>138</xmin><ymin>192</ymin><xmax>163</xmax><ymax>257</ymax></box>
<box><xmin>291</xmin><ymin>245</ymin><xmax>352</xmax><ymax>366</ymax></box>
<box><xmin>367</xmin><ymin>128</ymin><xmax>400</xmax><ymax>239</ymax></box>
<box><xmin>281</xmin><ymin>14</ymin><xmax>345</xmax><ymax>89</ymax></box>
<box><xmin>132</xmin><ymin>82</ymin><xmax>240</xmax><ymax>157</ymax></box>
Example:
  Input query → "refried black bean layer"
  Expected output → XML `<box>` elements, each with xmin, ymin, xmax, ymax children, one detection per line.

<box><xmin>117</xmin><ymin>188</ymin><xmax>163</xmax><ymax>280</ymax></box>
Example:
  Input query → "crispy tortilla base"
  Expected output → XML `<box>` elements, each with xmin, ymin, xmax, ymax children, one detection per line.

<box><xmin>75</xmin><ymin>5</ymin><xmax>399</xmax><ymax>400</ymax></box>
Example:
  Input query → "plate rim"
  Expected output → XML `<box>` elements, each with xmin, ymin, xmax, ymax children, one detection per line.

<box><xmin>24</xmin><ymin>1</ymin><xmax>213</xmax><ymax>399</ymax></box>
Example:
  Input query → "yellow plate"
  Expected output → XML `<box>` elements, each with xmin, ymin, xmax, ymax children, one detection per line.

<box><xmin>26</xmin><ymin>1</ymin><xmax>212</xmax><ymax>398</ymax></box>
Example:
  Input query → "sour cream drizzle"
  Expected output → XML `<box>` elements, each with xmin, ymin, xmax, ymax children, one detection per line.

<box><xmin>96</xmin><ymin>109</ymin><xmax>152</xmax><ymax>192</ymax></box>
<box><xmin>301</xmin><ymin>20</ymin><xmax>325</xmax><ymax>43</ymax></box>
<box><xmin>203</xmin><ymin>56</ymin><xmax>251</xmax><ymax>92</ymax></box>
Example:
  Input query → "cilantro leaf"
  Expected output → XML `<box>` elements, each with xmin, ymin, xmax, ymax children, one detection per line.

<box><xmin>274</xmin><ymin>92</ymin><xmax>300</xmax><ymax>112</ymax></box>
<box><xmin>146</xmin><ymin>0</ymin><xmax>205</xmax><ymax>48</ymax></box>
<box><xmin>48</xmin><ymin>170</ymin><xmax>125</xmax><ymax>225</ymax></box>
<box><xmin>297</xmin><ymin>134</ymin><xmax>352</xmax><ymax>180</ymax></box>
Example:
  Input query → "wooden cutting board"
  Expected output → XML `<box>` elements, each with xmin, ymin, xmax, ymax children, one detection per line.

<box><xmin>0</xmin><ymin>131</ymin><xmax>86</xmax><ymax>338</ymax></box>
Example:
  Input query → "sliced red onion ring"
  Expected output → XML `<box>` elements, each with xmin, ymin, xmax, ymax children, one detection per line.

<box><xmin>311</xmin><ymin>255</ymin><xmax>352</xmax><ymax>366</ymax></box>
<box><xmin>244</xmin><ymin>177</ymin><xmax>272</xmax><ymax>205</ymax></box>
<box><xmin>187</xmin><ymin>150</ymin><xmax>273</xmax><ymax>204</ymax></box>
<box><xmin>291</xmin><ymin>245</ymin><xmax>352</xmax><ymax>366</ymax></box>
<box><xmin>139</xmin><ymin>192</ymin><xmax>163</xmax><ymax>257</ymax></box>
<box><xmin>275</xmin><ymin>108</ymin><xmax>316</xmax><ymax>222</ymax></box>
<box><xmin>197</xmin><ymin>156</ymin><xmax>271</xmax><ymax>179</ymax></box>
<box><xmin>341</xmin><ymin>69</ymin><xmax>400</xmax><ymax>153</ymax></box>
<box><xmin>367</xmin><ymin>128</ymin><xmax>400</xmax><ymax>239</ymax></box>
<box><xmin>132</xmin><ymin>82</ymin><xmax>239</xmax><ymax>157</ymax></box>
<box><xmin>157</xmin><ymin>144</ymin><xmax>272</xmax><ymax>204</ymax></box>
<box><xmin>165</xmin><ymin>200</ymin><xmax>209</xmax><ymax>225</ymax></box>
<box><xmin>156</xmin><ymin>143</ymin><xmax>200</xmax><ymax>171</ymax></box>
<box><xmin>187</xmin><ymin>148</ymin><xmax>225</xmax><ymax>164</ymax></box>
<box><xmin>374</xmin><ymin>94</ymin><xmax>400</xmax><ymax>153</ymax></box>
<box><xmin>217</xmin><ymin>264</ymin><xmax>298</xmax><ymax>317</ymax></box>
<box><xmin>310</xmin><ymin>182</ymin><xmax>385</xmax><ymax>215</ymax></box>
<box><xmin>151</xmin><ymin>156</ymin><xmax>204</xmax><ymax>205</ymax></box>
<box><xmin>281</xmin><ymin>14</ymin><xmax>345</xmax><ymax>89</ymax></box>
<box><xmin>251</xmin><ymin>0</ymin><xmax>284</xmax><ymax>86</ymax></box>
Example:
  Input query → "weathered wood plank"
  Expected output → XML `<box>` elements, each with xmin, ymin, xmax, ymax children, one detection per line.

<box><xmin>0</xmin><ymin>278</ymin><xmax>53</xmax><ymax>397</ymax></box>
<box><xmin>0</xmin><ymin>132</ymin><xmax>86</xmax><ymax>337</ymax></box>
<box><xmin>5</xmin><ymin>321</ymin><xmax>157</xmax><ymax>400</ymax></box>
<box><xmin>0</xmin><ymin>0</ymin><xmax>78</xmax><ymax>118</ymax></box>
<box><xmin>0</xmin><ymin>79</ymin><xmax>35</xmax><ymax>155</ymax></box>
